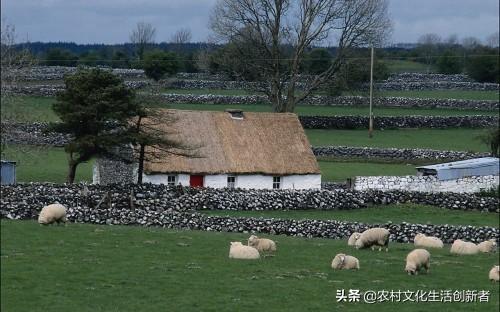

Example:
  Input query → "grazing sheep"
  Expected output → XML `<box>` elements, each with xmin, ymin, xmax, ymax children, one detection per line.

<box><xmin>489</xmin><ymin>265</ymin><xmax>499</xmax><ymax>282</ymax></box>
<box><xmin>405</xmin><ymin>249</ymin><xmax>431</xmax><ymax>275</ymax></box>
<box><xmin>450</xmin><ymin>239</ymin><xmax>479</xmax><ymax>255</ymax></box>
<box><xmin>413</xmin><ymin>233</ymin><xmax>444</xmax><ymax>249</ymax></box>
<box><xmin>247</xmin><ymin>235</ymin><xmax>276</xmax><ymax>253</ymax></box>
<box><xmin>38</xmin><ymin>204</ymin><xmax>67</xmax><ymax>225</ymax></box>
<box><xmin>228</xmin><ymin>242</ymin><xmax>260</xmax><ymax>260</ymax></box>
<box><xmin>355</xmin><ymin>228</ymin><xmax>390</xmax><ymax>251</ymax></box>
<box><xmin>477</xmin><ymin>239</ymin><xmax>497</xmax><ymax>253</ymax></box>
<box><xmin>347</xmin><ymin>232</ymin><xmax>361</xmax><ymax>246</ymax></box>
<box><xmin>331</xmin><ymin>253</ymin><xmax>360</xmax><ymax>270</ymax></box>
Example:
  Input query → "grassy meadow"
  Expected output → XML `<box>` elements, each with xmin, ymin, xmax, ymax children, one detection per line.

<box><xmin>1</xmin><ymin>145</ymin><xmax>93</xmax><ymax>183</ymax></box>
<box><xmin>2</xmin><ymin>220</ymin><xmax>499</xmax><ymax>312</ymax></box>
<box><xmin>307</xmin><ymin>129</ymin><xmax>488</xmax><ymax>152</ymax></box>
<box><xmin>201</xmin><ymin>203</ymin><xmax>500</xmax><ymax>228</ymax></box>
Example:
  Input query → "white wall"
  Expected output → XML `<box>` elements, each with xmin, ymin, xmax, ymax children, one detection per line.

<box><xmin>354</xmin><ymin>175</ymin><xmax>499</xmax><ymax>193</ymax></box>
<box><xmin>140</xmin><ymin>173</ymin><xmax>322</xmax><ymax>190</ymax></box>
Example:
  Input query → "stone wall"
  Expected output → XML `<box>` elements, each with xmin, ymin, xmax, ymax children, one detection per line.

<box><xmin>299</xmin><ymin>115</ymin><xmax>498</xmax><ymax>129</ymax></box>
<box><xmin>313</xmin><ymin>146</ymin><xmax>489</xmax><ymax>162</ymax></box>
<box><xmin>1</xmin><ymin>183</ymin><xmax>498</xmax><ymax>243</ymax></box>
<box><xmin>159</xmin><ymin>94</ymin><xmax>498</xmax><ymax>110</ymax></box>
<box><xmin>354</xmin><ymin>175</ymin><xmax>499</xmax><ymax>193</ymax></box>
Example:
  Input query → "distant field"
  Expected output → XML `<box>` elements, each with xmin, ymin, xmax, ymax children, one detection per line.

<box><xmin>201</xmin><ymin>203</ymin><xmax>500</xmax><ymax>228</ymax></box>
<box><xmin>1</xmin><ymin>145</ymin><xmax>93</xmax><ymax>183</ymax></box>
<box><xmin>384</xmin><ymin>60</ymin><xmax>435</xmax><ymax>73</ymax></box>
<box><xmin>318</xmin><ymin>160</ymin><xmax>416</xmax><ymax>182</ymax></box>
<box><xmin>378</xmin><ymin>90</ymin><xmax>499</xmax><ymax>101</ymax></box>
<box><xmin>3</xmin><ymin>96</ymin><xmax>496</xmax><ymax>123</ymax></box>
<box><xmin>307</xmin><ymin>129</ymin><xmax>488</xmax><ymax>152</ymax></box>
<box><xmin>167</xmin><ymin>103</ymin><xmax>497</xmax><ymax>117</ymax></box>
<box><xmin>2</xmin><ymin>220</ymin><xmax>499</xmax><ymax>312</ymax></box>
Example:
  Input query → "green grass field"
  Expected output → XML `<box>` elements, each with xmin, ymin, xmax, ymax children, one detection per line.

<box><xmin>201</xmin><ymin>203</ymin><xmax>500</xmax><ymax>228</ymax></box>
<box><xmin>307</xmin><ymin>129</ymin><xmax>488</xmax><ymax>152</ymax></box>
<box><xmin>384</xmin><ymin>60</ymin><xmax>435</xmax><ymax>73</ymax></box>
<box><xmin>3</xmin><ymin>96</ymin><xmax>496</xmax><ymax>124</ymax></box>
<box><xmin>1</xmin><ymin>220</ymin><xmax>498</xmax><ymax>312</ymax></box>
<box><xmin>1</xmin><ymin>145</ymin><xmax>93</xmax><ymax>183</ymax></box>
<box><xmin>378</xmin><ymin>90</ymin><xmax>499</xmax><ymax>101</ymax></box>
<box><xmin>318</xmin><ymin>160</ymin><xmax>416</xmax><ymax>182</ymax></box>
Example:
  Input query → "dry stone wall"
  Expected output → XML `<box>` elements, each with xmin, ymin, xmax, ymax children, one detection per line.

<box><xmin>1</xmin><ymin>183</ymin><xmax>498</xmax><ymax>243</ymax></box>
<box><xmin>354</xmin><ymin>175</ymin><xmax>499</xmax><ymax>193</ymax></box>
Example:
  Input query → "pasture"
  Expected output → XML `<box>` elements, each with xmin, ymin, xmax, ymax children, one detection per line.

<box><xmin>201</xmin><ymin>203</ymin><xmax>500</xmax><ymax>228</ymax></box>
<box><xmin>1</xmin><ymin>220</ymin><xmax>498</xmax><ymax>312</ymax></box>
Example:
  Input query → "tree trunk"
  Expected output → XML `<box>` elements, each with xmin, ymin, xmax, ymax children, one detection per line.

<box><xmin>67</xmin><ymin>161</ymin><xmax>78</xmax><ymax>184</ymax></box>
<box><xmin>137</xmin><ymin>144</ymin><xmax>145</xmax><ymax>184</ymax></box>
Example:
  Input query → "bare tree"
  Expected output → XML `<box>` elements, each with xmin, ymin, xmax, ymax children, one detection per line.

<box><xmin>445</xmin><ymin>34</ymin><xmax>458</xmax><ymax>46</ymax></box>
<box><xmin>170</xmin><ymin>28</ymin><xmax>192</xmax><ymax>44</ymax></box>
<box><xmin>485</xmin><ymin>32</ymin><xmax>499</xmax><ymax>48</ymax></box>
<box><xmin>0</xmin><ymin>21</ymin><xmax>35</xmax><ymax>156</ymax></box>
<box><xmin>129</xmin><ymin>22</ymin><xmax>156</xmax><ymax>60</ymax></box>
<box><xmin>417</xmin><ymin>33</ymin><xmax>441</xmax><ymax>73</ymax></box>
<box><xmin>210</xmin><ymin>0</ymin><xmax>391</xmax><ymax>112</ymax></box>
<box><xmin>461</xmin><ymin>36</ymin><xmax>481</xmax><ymax>50</ymax></box>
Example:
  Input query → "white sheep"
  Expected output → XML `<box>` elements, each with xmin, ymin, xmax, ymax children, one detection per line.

<box><xmin>247</xmin><ymin>235</ymin><xmax>276</xmax><ymax>253</ymax></box>
<box><xmin>347</xmin><ymin>232</ymin><xmax>361</xmax><ymax>246</ymax></box>
<box><xmin>331</xmin><ymin>253</ymin><xmax>360</xmax><ymax>270</ymax></box>
<box><xmin>477</xmin><ymin>239</ymin><xmax>497</xmax><ymax>253</ymax></box>
<box><xmin>413</xmin><ymin>233</ymin><xmax>444</xmax><ymax>249</ymax></box>
<box><xmin>228</xmin><ymin>242</ymin><xmax>260</xmax><ymax>260</ymax></box>
<box><xmin>489</xmin><ymin>265</ymin><xmax>499</xmax><ymax>282</ymax></box>
<box><xmin>355</xmin><ymin>228</ymin><xmax>390</xmax><ymax>251</ymax></box>
<box><xmin>405</xmin><ymin>249</ymin><xmax>431</xmax><ymax>275</ymax></box>
<box><xmin>450</xmin><ymin>239</ymin><xmax>479</xmax><ymax>255</ymax></box>
<box><xmin>38</xmin><ymin>203</ymin><xmax>67</xmax><ymax>225</ymax></box>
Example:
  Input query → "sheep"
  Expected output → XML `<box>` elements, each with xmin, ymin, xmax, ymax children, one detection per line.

<box><xmin>247</xmin><ymin>235</ymin><xmax>276</xmax><ymax>253</ymax></box>
<box><xmin>355</xmin><ymin>228</ymin><xmax>390</xmax><ymax>251</ymax></box>
<box><xmin>347</xmin><ymin>232</ymin><xmax>361</xmax><ymax>246</ymax></box>
<box><xmin>228</xmin><ymin>242</ymin><xmax>260</xmax><ymax>260</ymax></box>
<box><xmin>450</xmin><ymin>239</ymin><xmax>479</xmax><ymax>255</ymax></box>
<box><xmin>331</xmin><ymin>253</ymin><xmax>360</xmax><ymax>270</ymax></box>
<box><xmin>413</xmin><ymin>233</ymin><xmax>444</xmax><ymax>249</ymax></box>
<box><xmin>489</xmin><ymin>265</ymin><xmax>499</xmax><ymax>282</ymax></box>
<box><xmin>38</xmin><ymin>204</ymin><xmax>67</xmax><ymax>225</ymax></box>
<box><xmin>477</xmin><ymin>239</ymin><xmax>497</xmax><ymax>253</ymax></box>
<box><xmin>405</xmin><ymin>249</ymin><xmax>431</xmax><ymax>275</ymax></box>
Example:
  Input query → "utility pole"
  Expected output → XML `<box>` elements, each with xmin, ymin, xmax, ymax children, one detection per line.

<box><xmin>368</xmin><ymin>45</ymin><xmax>374</xmax><ymax>138</ymax></box>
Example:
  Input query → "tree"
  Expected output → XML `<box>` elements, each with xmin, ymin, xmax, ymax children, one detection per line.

<box><xmin>210</xmin><ymin>0</ymin><xmax>391</xmax><ymax>112</ymax></box>
<box><xmin>130</xmin><ymin>95</ymin><xmax>196</xmax><ymax>184</ymax></box>
<box><xmin>436</xmin><ymin>50</ymin><xmax>462</xmax><ymax>74</ymax></box>
<box><xmin>465</xmin><ymin>47</ymin><xmax>499</xmax><ymax>83</ymax></box>
<box><xmin>51</xmin><ymin>68</ymin><xmax>141</xmax><ymax>183</ymax></box>
<box><xmin>130</xmin><ymin>22</ymin><xmax>156</xmax><ymax>60</ymax></box>
<box><xmin>304</xmin><ymin>48</ymin><xmax>332</xmax><ymax>74</ymax></box>
<box><xmin>170</xmin><ymin>28</ymin><xmax>192</xmax><ymax>44</ymax></box>
<box><xmin>477</xmin><ymin>128</ymin><xmax>500</xmax><ymax>157</ymax></box>
<box><xmin>142</xmin><ymin>50</ymin><xmax>179</xmax><ymax>81</ymax></box>
<box><xmin>417</xmin><ymin>33</ymin><xmax>441</xmax><ymax>72</ymax></box>
<box><xmin>485</xmin><ymin>32</ymin><xmax>499</xmax><ymax>48</ymax></box>
<box><xmin>42</xmin><ymin>48</ymin><xmax>78</xmax><ymax>66</ymax></box>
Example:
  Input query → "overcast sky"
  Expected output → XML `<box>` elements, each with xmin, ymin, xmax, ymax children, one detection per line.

<box><xmin>1</xmin><ymin>0</ymin><xmax>498</xmax><ymax>44</ymax></box>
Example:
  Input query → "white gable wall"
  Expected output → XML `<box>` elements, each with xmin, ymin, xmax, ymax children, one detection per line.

<box><xmin>140</xmin><ymin>173</ymin><xmax>321</xmax><ymax>190</ymax></box>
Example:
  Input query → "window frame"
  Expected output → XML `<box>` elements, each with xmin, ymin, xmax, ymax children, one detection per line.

<box><xmin>227</xmin><ymin>175</ymin><xmax>236</xmax><ymax>188</ymax></box>
<box><xmin>272</xmin><ymin>176</ymin><xmax>281</xmax><ymax>189</ymax></box>
<box><xmin>167</xmin><ymin>175</ymin><xmax>177</xmax><ymax>186</ymax></box>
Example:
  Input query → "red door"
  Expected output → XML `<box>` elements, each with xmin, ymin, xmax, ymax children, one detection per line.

<box><xmin>190</xmin><ymin>175</ymin><xmax>204</xmax><ymax>187</ymax></box>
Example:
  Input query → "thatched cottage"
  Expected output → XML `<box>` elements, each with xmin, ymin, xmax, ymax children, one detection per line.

<box><xmin>93</xmin><ymin>109</ymin><xmax>321</xmax><ymax>189</ymax></box>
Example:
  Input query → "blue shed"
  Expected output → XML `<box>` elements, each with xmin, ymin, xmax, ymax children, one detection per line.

<box><xmin>416</xmin><ymin>157</ymin><xmax>500</xmax><ymax>181</ymax></box>
<box><xmin>1</xmin><ymin>160</ymin><xmax>17</xmax><ymax>185</ymax></box>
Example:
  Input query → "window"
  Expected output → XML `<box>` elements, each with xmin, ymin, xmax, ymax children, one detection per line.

<box><xmin>272</xmin><ymin>176</ymin><xmax>281</xmax><ymax>189</ymax></box>
<box><xmin>167</xmin><ymin>175</ymin><xmax>177</xmax><ymax>186</ymax></box>
<box><xmin>227</xmin><ymin>176</ymin><xmax>236</xmax><ymax>188</ymax></box>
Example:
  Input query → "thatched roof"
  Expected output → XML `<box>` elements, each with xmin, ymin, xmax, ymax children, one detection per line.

<box><xmin>143</xmin><ymin>109</ymin><xmax>321</xmax><ymax>175</ymax></box>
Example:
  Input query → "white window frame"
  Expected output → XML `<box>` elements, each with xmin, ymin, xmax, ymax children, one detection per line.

<box><xmin>167</xmin><ymin>175</ymin><xmax>177</xmax><ymax>186</ymax></box>
<box><xmin>227</xmin><ymin>175</ymin><xmax>236</xmax><ymax>188</ymax></box>
<box><xmin>272</xmin><ymin>176</ymin><xmax>281</xmax><ymax>189</ymax></box>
